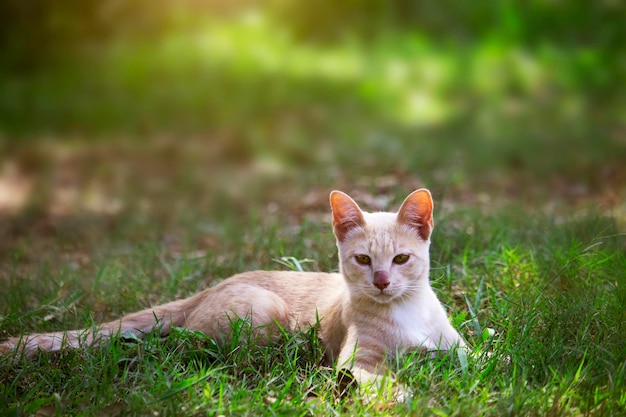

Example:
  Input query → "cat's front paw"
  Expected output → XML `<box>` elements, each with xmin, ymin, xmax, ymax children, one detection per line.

<box><xmin>359</xmin><ymin>374</ymin><xmax>408</xmax><ymax>406</ymax></box>
<box><xmin>340</xmin><ymin>367</ymin><xmax>408</xmax><ymax>406</ymax></box>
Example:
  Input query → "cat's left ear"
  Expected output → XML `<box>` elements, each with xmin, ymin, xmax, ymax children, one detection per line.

<box><xmin>330</xmin><ymin>191</ymin><xmax>365</xmax><ymax>241</ymax></box>
<box><xmin>397</xmin><ymin>189</ymin><xmax>434</xmax><ymax>240</ymax></box>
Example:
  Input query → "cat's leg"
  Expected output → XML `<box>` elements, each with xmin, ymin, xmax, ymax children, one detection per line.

<box><xmin>0</xmin><ymin>329</ymin><xmax>89</xmax><ymax>356</ymax></box>
<box><xmin>183</xmin><ymin>283</ymin><xmax>291</xmax><ymax>345</ymax></box>
<box><xmin>336</xmin><ymin>328</ymin><xmax>406</xmax><ymax>404</ymax></box>
<box><xmin>0</xmin><ymin>295</ymin><xmax>202</xmax><ymax>358</ymax></box>
<box><xmin>0</xmin><ymin>283</ymin><xmax>291</xmax><ymax>357</ymax></box>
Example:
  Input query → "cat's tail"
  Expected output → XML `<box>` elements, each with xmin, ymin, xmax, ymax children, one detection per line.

<box><xmin>0</xmin><ymin>291</ymin><xmax>206</xmax><ymax>358</ymax></box>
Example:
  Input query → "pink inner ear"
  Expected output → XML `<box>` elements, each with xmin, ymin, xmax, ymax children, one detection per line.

<box><xmin>397</xmin><ymin>189</ymin><xmax>434</xmax><ymax>240</ymax></box>
<box><xmin>330</xmin><ymin>191</ymin><xmax>365</xmax><ymax>241</ymax></box>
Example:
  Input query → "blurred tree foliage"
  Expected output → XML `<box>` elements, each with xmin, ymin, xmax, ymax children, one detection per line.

<box><xmin>271</xmin><ymin>0</ymin><xmax>625</xmax><ymax>95</ymax></box>
<box><xmin>2</xmin><ymin>1</ymin><xmax>624</xmax><ymax>60</ymax></box>
<box><xmin>1</xmin><ymin>0</ymin><xmax>623</xmax><ymax>93</ymax></box>
<box><xmin>0</xmin><ymin>0</ymin><xmax>623</xmax><ymax>139</ymax></box>
<box><xmin>274</xmin><ymin>0</ymin><xmax>625</xmax><ymax>47</ymax></box>
<box><xmin>0</xmin><ymin>0</ymin><xmax>257</xmax><ymax>71</ymax></box>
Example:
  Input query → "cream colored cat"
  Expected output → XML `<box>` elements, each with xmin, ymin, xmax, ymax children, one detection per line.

<box><xmin>0</xmin><ymin>189</ymin><xmax>464</xmax><ymax>396</ymax></box>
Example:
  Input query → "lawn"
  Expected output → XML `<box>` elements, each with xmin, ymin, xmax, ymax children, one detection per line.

<box><xmin>1</xmin><ymin>4</ymin><xmax>625</xmax><ymax>416</ymax></box>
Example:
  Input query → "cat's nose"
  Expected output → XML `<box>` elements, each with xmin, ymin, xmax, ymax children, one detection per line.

<box><xmin>373</xmin><ymin>270</ymin><xmax>390</xmax><ymax>290</ymax></box>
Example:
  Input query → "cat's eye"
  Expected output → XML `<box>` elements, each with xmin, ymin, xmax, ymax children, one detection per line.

<box><xmin>393</xmin><ymin>254</ymin><xmax>410</xmax><ymax>265</ymax></box>
<box><xmin>355</xmin><ymin>254</ymin><xmax>371</xmax><ymax>265</ymax></box>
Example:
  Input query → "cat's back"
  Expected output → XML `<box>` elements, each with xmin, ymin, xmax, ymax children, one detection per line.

<box><xmin>216</xmin><ymin>270</ymin><xmax>345</xmax><ymax>323</ymax></box>
<box><xmin>227</xmin><ymin>270</ymin><xmax>344</xmax><ymax>300</ymax></box>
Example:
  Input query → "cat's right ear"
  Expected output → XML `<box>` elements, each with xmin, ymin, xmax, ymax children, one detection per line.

<box><xmin>330</xmin><ymin>191</ymin><xmax>365</xmax><ymax>241</ymax></box>
<box><xmin>397</xmin><ymin>188</ymin><xmax>434</xmax><ymax>240</ymax></box>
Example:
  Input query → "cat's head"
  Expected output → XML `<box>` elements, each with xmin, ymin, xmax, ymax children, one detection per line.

<box><xmin>330</xmin><ymin>189</ymin><xmax>434</xmax><ymax>304</ymax></box>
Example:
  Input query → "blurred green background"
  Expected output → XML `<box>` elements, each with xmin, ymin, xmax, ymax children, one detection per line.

<box><xmin>0</xmin><ymin>0</ymin><xmax>624</xmax><ymax>221</ymax></box>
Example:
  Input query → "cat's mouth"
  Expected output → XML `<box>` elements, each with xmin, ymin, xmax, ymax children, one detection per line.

<box><xmin>354</xmin><ymin>285</ymin><xmax>398</xmax><ymax>303</ymax></box>
<box><xmin>370</xmin><ymin>288</ymin><xmax>396</xmax><ymax>303</ymax></box>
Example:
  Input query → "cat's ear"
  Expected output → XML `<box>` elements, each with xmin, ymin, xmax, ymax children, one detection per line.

<box><xmin>397</xmin><ymin>189</ymin><xmax>434</xmax><ymax>240</ymax></box>
<box><xmin>330</xmin><ymin>191</ymin><xmax>365</xmax><ymax>241</ymax></box>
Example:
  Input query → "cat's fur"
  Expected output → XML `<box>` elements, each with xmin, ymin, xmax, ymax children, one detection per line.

<box><xmin>0</xmin><ymin>189</ymin><xmax>464</xmax><ymax>392</ymax></box>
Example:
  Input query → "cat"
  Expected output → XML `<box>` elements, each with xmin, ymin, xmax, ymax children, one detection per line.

<box><xmin>0</xmin><ymin>189</ymin><xmax>465</xmax><ymax>399</ymax></box>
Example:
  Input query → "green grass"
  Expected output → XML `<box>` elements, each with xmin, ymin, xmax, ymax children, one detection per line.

<box><xmin>1</xmin><ymin>182</ymin><xmax>624</xmax><ymax>415</ymax></box>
